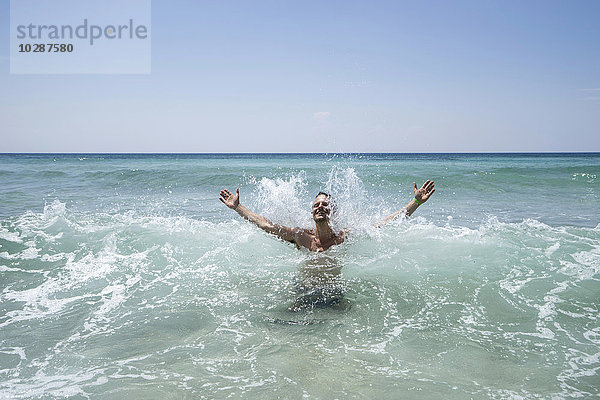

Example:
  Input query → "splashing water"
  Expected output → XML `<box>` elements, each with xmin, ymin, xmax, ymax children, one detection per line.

<box><xmin>251</xmin><ymin>171</ymin><xmax>311</xmax><ymax>229</ymax></box>
<box><xmin>0</xmin><ymin>153</ymin><xmax>599</xmax><ymax>399</ymax></box>
<box><xmin>250</xmin><ymin>166</ymin><xmax>392</xmax><ymax>233</ymax></box>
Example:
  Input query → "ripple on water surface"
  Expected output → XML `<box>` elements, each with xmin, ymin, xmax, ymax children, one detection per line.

<box><xmin>1</xmin><ymin>155</ymin><xmax>599</xmax><ymax>398</ymax></box>
<box><xmin>0</xmin><ymin>198</ymin><xmax>598</xmax><ymax>399</ymax></box>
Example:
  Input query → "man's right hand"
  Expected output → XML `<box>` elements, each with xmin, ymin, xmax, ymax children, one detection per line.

<box><xmin>219</xmin><ymin>188</ymin><xmax>240</xmax><ymax>210</ymax></box>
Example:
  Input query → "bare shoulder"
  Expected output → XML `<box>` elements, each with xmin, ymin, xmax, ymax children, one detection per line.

<box><xmin>271</xmin><ymin>224</ymin><xmax>304</xmax><ymax>243</ymax></box>
<box><xmin>295</xmin><ymin>228</ymin><xmax>315</xmax><ymax>239</ymax></box>
<box><xmin>293</xmin><ymin>228</ymin><xmax>314</xmax><ymax>247</ymax></box>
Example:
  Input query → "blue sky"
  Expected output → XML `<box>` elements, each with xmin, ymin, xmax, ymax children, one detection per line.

<box><xmin>1</xmin><ymin>0</ymin><xmax>599</xmax><ymax>152</ymax></box>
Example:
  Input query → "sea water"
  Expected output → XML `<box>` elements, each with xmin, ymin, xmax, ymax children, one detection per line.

<box><xmin>0</xmin><ymin>153</ymin><xmax>598</xmax><ymax>399</ymax></box>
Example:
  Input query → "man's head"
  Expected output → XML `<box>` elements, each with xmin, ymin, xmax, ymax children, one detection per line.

<box><xmin>312</xmin><ymin>192</ymin><xmax>331</xmax><ymax>223</ymax></box>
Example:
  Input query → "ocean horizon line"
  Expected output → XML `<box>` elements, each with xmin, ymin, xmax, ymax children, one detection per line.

<box><xmin>1</xmin><ymin>151</ymin><xmax>599</xmax><ymax>156</ymax></box>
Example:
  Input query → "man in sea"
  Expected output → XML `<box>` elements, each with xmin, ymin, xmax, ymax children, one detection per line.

<box><xmin>219</xmin><ymin>180</ymin><xmax>435</xmax><ymax>310</ymax></box>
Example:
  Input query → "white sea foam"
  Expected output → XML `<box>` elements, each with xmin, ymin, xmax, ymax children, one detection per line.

<box><xmin>1</xmin><ymin>161</ymin><xmax>599</xmax><ymax>399</ymax></box>
<box><xmin>0</xmin><ymin>226</ymin><xmax>22</xmax><ymax>243</ymax></box>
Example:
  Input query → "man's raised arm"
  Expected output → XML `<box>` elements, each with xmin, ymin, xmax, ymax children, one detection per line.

<box><xmin>219</xmin><ymin>188</ymin><xmax>298</xmax><ymax>243</ymax></box>
<box><xmin>378</xmin><ymin>180</ymin><xmax>436</xmax><ymax>226</ymax></box>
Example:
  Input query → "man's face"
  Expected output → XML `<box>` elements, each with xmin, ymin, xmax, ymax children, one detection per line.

<box><xmin>312</xmin><ymin>194</ymin><xmax>331</xmax><ymax>222</ymax></box>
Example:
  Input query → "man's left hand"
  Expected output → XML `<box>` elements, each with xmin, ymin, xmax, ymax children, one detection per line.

<box><xmin>414</xmin><ymin>180</ymin><xmax>435</xmax><ymax>203</ymax></box>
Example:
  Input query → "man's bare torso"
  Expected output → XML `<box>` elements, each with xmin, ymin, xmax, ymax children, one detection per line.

<box><xmin>294</xmin><ymin>229</ymin><xmax>345</xmax><ymax>252</ymax></box>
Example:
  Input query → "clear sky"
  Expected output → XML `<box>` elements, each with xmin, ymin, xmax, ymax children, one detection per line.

<box><xmin>1</xmin><ymin>0</ymin><xmax>599</xmax><ymax>152</ymax></box>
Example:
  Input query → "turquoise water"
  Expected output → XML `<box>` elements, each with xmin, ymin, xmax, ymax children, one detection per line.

<box><xmin>0</xmin><ymin>153</ymin><xmax>598</xmax><ymax>399</ymax></box>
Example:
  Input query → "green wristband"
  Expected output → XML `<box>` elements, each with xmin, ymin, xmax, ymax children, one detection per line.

<box><xmin>413</xmin><ymin>197</ymin><xmax>423</xmax><ymax>206</ymax></box>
